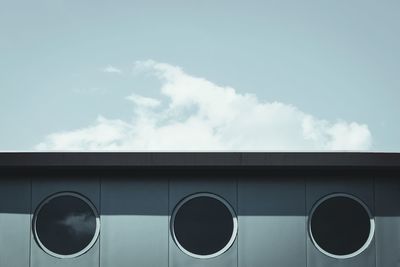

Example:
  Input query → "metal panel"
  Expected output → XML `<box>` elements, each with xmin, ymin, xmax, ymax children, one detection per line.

<box><xmin>169</xmin><ymin>178</ymin><xmax>238</xmax><ymax>267</ymax></box>
<box><xmin>375</xmin><ymin>177</ymin><xmax>400</xmax><ymax>267</ymax></box>
<box><xmin>238</xmin><ymin>177</ymin><xmax>306</xmax><ymax>267</ymax></box>
<box><xmin>31</xmin><ymin>177</ymin><xmax>100</xmax><ymax>267</ymax></box>
<box><xmin>100</xmin><ymin>177</ymin><xmax>168</xmax><ymax>267</ymax></box>
<box><xmin>0</xmin><ymin>178</ymin><xmax>31</xmax><ymax>267</ymax></box>
<box><xmin>306</xmin><ymin>177</ymin><xmax>375</xmax><ymax>267</ymax></box>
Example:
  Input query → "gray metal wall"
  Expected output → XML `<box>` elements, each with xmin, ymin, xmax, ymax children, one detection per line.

<box><xmin>306</xmin><ymin>177</ymin><xmax>375</xmax><ymax>267</ymax></box>
<box><xmin>238</xmin><ymin>177</ymin><xmax>306</xmax><ymax>267</ymax></box>
<box><xmin>169</xmin><ymin>177</ymin><xmax>237</xmax><ymax>267</ymax></box>
<box><xmin>0</xmin><ymin>178</ymin><xmax>30</xmax><ymax>267</ymax></box>
<box><xmin>101</xmin><ymin>177</ymin><xmax>168</xmax><ymax>267</ymax></box>
<box><xmin>375</xmin><ymin>177</ymin><xmax>400</xmax><ymax>266</ymax></box>
<box><xmin>30</xmin><ymin>177</ymin><xmax>101</xmax><ymax>267</ymax></box>
<box><xmin>0</xmin><ymin>176</ymin><xmax>399</xmax><ymax>267</ymax></box>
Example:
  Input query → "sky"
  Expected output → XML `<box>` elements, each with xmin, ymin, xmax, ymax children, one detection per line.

<box><xmin>1</xmin><ymin>0</ymin><xmax>399</xmax><ymax>151</ymax></box>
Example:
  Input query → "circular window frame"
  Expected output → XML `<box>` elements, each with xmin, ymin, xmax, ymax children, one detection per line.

<box><xmin>33</xmin><ymin>192</ymin><xmax>101</xmax><ymax>259</ymax></box>
<box><xmin>171</xmin><ymin>192</ymin><xmax>238</xmax><ymax>259</ymax></box>
<box><xmin>308</xmin><ymin>193</ymin><xmax>375</xmax><ymax>259</ymax></box>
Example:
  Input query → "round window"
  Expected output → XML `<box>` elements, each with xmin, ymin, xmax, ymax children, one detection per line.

<box><xmin>33</xmin><ymin>192</ymin><xmax>100</xmax><ymax>258</ymax></box>
<box><xmin>309</xmin><ymin>193</ymin><xmax>374</xmax><ymax>259</ymax></box>
<box><xmin>171</xmin><ymin>193</ymin><xmax>238</xmax><ymax>259</ymax></box>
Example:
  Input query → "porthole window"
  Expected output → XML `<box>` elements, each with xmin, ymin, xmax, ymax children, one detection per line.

<box><xmin>309</xmin><ymin>193</ymin><xmax>374</xmax><ymax>259</ymax></box>
<box><xmin>171</xmin><ymin>193</ymin><xmax>238</xmax><ymax>259</ymax></box>
<box><xmin>33</xmin><ymin>192</ymin><xmax>100</xmax><ymax>258</ymax></box>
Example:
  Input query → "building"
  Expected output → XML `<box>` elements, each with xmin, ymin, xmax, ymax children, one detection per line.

<box><xmin>0</xmin><ymin>152</ymin><xmax>399</xmax><ymax>267</ymax></box>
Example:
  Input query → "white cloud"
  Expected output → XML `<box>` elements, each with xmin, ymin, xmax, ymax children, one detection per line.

<box><xmin>126</xmin><ymin>93</ymin><xmax>161</xmax><ymax>108</ymax></box>
<box><xmin>57</xmin><ymin>212</ymin><xmax>95</xmax><ymax>236</ymax></box>
<box><xmin>36</xmin><ymin>60</ymin><xmax>372</xmax><ymax>151</ymax></box>
<box><xmin>103</xmin><ymin>65</ymin><xmax>122</xmax><ymax>74</ymax></box>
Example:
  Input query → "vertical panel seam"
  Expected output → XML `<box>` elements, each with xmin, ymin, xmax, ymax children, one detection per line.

<box><xmin>373</xmin><ymin>175</ymin><xmax>377</xmax><ymax>267</ymax></box>
<box><xmin>99</xmin><ymin>177</ymin><xmax>101</xmax><ymax>267</ymax></box>
<box><xmin>29</xmin><ymin>177</ymin><xmax>32</xmax><ymax>267</ymax></box>
<box><xmin>236</xmin><ymin>177</ymin><xmax>239</xmax><ymax>267</ymax></box>
<box><xmin>168</xmin><ymin>177</ymin><xmax>170</xmax><ymax>267</ymax></box>
<box><xmin>305</xmin><ymin>177</ymin><xmax>308</xmax><ymax>267</ymax></box>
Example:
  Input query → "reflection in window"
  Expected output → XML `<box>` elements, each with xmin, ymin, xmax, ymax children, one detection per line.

<box><xmin>171</xmin><ymin>193</ymin><xmax>237</xmax><ymax>258</ymax></box>
<box><xmin>34</xmin><ymin>193</ymin><xmax>100</xmax><ymax>258</ymax></box>
<box><xmin>309</xmin><ymin>194</ymin><xmax>374</xmax><ymax>258</ymax></box>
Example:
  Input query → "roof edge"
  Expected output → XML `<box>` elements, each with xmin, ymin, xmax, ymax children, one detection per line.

<box><xmin>0</xmin><ymin>152</ymin><xmax>399</xmax><ymax>169</ymax></box>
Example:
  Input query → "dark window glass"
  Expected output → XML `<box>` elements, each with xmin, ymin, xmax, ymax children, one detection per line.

<box><xmin>173</xmin><ymin>195</ymin><xmax>235</xmax><ymax>256</ymax></box>
<box><xmin>310</xmin><ymin>196</ymin><xmax>371</xmax><ymax>256</ymax></box>
<box><xmin>35</xmin><ymin>194</ymin><xmax>98</xmax><ymax>256</ymax></box>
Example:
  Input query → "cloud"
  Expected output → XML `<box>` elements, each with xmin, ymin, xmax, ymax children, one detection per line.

<box><xmin>58</xmin><ymin>212</ymin><xmax>96</xmax><ymax>236</ymax></box>
<box><xmin>126</xmin><ymin>93</ymin><xmax>161</xmax><ymax>108</ymax></box>
<box><xmin>36</xmin><ymin>60</ymin><xmax>372</xmax><ymax>151</ymax></box>
<box><xmin>103</xmin><ymin>65</ymin><xmax>122</xmax><ymax>74</ymax></box>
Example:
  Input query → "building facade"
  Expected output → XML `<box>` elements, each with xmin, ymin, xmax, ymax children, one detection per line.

<box><xmin>0</xmin><ymin>152</ymin><xmax>399</xmax><ymax>267</ymax></box>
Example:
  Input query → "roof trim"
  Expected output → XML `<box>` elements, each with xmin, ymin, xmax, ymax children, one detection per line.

<box><xmin>0</xmin><ymin>152</ymin><xmax>400</xmax><ymax>169</ymax></box>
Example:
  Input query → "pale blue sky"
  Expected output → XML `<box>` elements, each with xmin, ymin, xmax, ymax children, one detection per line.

<box><xmin>1</xmin><ymin>0</ymin><xmax>399</xmax><ymax>151</ymax></box>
